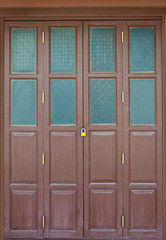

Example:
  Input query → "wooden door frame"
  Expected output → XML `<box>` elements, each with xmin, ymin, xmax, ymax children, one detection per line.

<box><xmin>0</xmin><ymin>8</ymin><xmax>166</xmax><ymax>240</ymax></box>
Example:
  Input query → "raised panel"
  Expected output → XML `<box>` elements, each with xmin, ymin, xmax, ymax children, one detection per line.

<box><xmin>11</xmin><ymin>132</ymin><xmax>37</xmax><ymax>184</ymax></box>
<box><xmin>90</xmin><ymin>189</ymin><xmax>117</xmax><ymax>229</ymax></box>
<box><xmin>50</xmin><ymin>190</ymin><xmax>76</xmax><ymax>230</ymax></box>
<box><xmin>130</xmin><ymin>131</ymin><xmax>156</xmax><ymax>183</ymax></box>
<box><xmin>10</xmin><ymin>190</ymin><xmax>37</xmax><ymax>230</ymax></box>
<box><xmin>90</xmin><ymin>131</ymin><xmax>117</xmax><ymax>183</ymax></box>
<box><xmin>50</xmin><ymin>132</ymin><xmax>76</xmax><ymax>184</ymax></box>
<box><xmin>130</xmin><ymin>190</ymin><xmax>157</xmax><ymax>229</ymax></box>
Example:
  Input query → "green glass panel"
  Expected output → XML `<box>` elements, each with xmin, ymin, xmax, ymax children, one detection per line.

<box><xmin>12</xmin><ymin>28</ymin><xmax>36</xmax><ymax>73</ymax></box>
<box><xmin>90</xmin><ymin>27</ymin><xmax>115</xmax><ymax>72</ymax></box>
<box><xmin>51</xmin><ymin>79</ymin><xmax>76</xmax><ymax>125</ymax></box>
<box><xmin>51</xmin><ymin>28</ymin><xmax>76</xmax><ymax>73</ymax></box>
<box><xmin>130</xmin><ymin>79</ymin><xmax>155</xmax><ymax>125</ymax></box>
<box><xmin>130</xmin><ymin>27</ymin><xmax>155</xmax><ymax>72</ymax></box>
<box><xmin>11</xmin><ymin>80</ymin><xmax>36</xmax><ymax>125</ymax></box>
<box><xmin>90</xmin><ymin>79</ymin><xmax>115</xmax><ymax>124</ymax></box>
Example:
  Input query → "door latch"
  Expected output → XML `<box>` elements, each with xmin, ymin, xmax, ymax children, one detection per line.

<box><xmin>81</xmin><ymin>127</ymin><xmax>86</xmax><ymax>137</ymax></box>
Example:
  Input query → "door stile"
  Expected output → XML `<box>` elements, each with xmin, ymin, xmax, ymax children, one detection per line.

<box><xmin>122</xmin><ymin>20</ymin><xmax>162</xmax><ymax>238</ymax></box>
<box><xmin>4</xmin><ymin>21</ymin><xmax>44</xmax><ymax>238</ymax></box>
<box><xmin>83</xmin><ymin>21</ymin><xmax>123</xmax><ymax>237</ymax></box>
<box><xmin>43</xmin><ymin>21</ymin><xmax>83</xmax><ymax>238</ymax></box>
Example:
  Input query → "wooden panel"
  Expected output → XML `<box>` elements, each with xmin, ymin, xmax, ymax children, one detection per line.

<box><xmin>0</xmin><ymin>17</ymin><xmax>4</xmax><ymax>240</ymax></box>
<box><xmin>50</xmin><ymin>190</ymin><xmax>76</xmax><ymax>230</ymax></box>
<box><xmin>84</xmin><ymin>21</ymin><xmax>123</xmax><ymax>238</ymax></box>
<box><xmin>90</xmin><ymin>189</ymin><xmax>117</xmax><ymax>229</ymax></box>
<box><xmin>4</xmin><ymin>21</ymin><xmax>44</xmax><ymax>238</ymax></box>
<box><xmin>11</xmin><ymin>132</ymin><xmax>37</xmax><ymax>184</ymax></box>
<box><xmin>50</xmin><ymin>132</ymin><xmax>76</xmax><ymax>184</ymax></box>
<box><xmin>130</xmin><ymin>131</ymin><xmax>156</xmax><ymax>183</ymax></box>
<box><xmin>90</xmin><ymin>131</ymin><xmax>117</xmax><ymax>183</ymax></box>
<box><xmin>123</xmin><ymin>20</ymin><xmax>162</xmax><ymax>238</ymax></box>
<box><xmin>130</xmin><ymin>190</ymin><xmax>156</xmax><ymax>229</ymax></box>
<box><xmin>0</xmin><ymin>0</ymin><xmax>166</xmax><ymax>8</ymax></box>
<box><xmin>43</xmin><ymin>21</ymin><xmax>83</xmax><ymax>238</ymax></box>
<box><xmin>11</xmin><ymin>190</ymin><xmax>37</xmax><ymax>230</ymax></box>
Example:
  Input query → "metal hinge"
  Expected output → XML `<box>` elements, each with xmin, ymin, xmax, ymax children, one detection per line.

<box><xmin>42</xmin><ymin>91</ymin><xmax>45</xmax><ymax>103</ymax></box>
<box><xmin>121</xmin><ymin>32</ymin><xmax>124</xmax><ymax>43</ymax></box>
<box><xmin>121</xmin><ymin>91</ymin><xmax>125</xmax><ymax>103</ymax></box>
<box><xmin>121</xmin><ymin>215</ymin><xmax>125</xmax><ymax>228</ymax></box>
<box><xmin>121</xmin><ymin>152</ymin><xmax>125</xmax><ymax>165</ymax></box>
<box><xmin>42</xmin><ymin>32</ymin><xmax>45</xmax><ymax>44</ymax></box>
<box><xmin>42</xmin><ymin>153</ymin><xmax>45</xmax><ymax>165</ymax></box>
<box><xmin>42</xmin><ymin>216</ymin><xmax>45</xmax><ymax>229</ymax></box>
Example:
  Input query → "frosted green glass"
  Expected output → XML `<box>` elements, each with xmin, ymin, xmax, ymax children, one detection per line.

<box><xmin>51</xmin><ymin>79</ymin><xmax>76</xmax><ymax>125</ymax></box>
<box><xmin>11</xmin><ymin>28</ymin><xmax>36</xmax><ymax>73</ymax></box>
<box><xmin>11</xmin><ymin>80</ymin><xmax>36</xmax><ymax>125</ymax></box>
<box><xmin>130</xmin><ymin>79</ymin><xmax>155</xmax><ymax>125</ymax></box>
<box><xmin>51</xmin><ymin>28</ymin><xmax>76</xmax><ymax>73</ymax></box>
<box><xmin>90</xmin><ymin>27</ymin><xmax>115</xmax><ymax>72</ymax></box>
<box><xmin>90</xmin><ymin>79</ymin><xmax>115</xmax><ymax>124</ymax></box>
<box><xmin>130</xmin><ymin>27</ymin><xmax>155</xmax><ymax>72</ymax></box>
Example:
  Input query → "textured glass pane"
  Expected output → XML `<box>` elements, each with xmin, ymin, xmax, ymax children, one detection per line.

<box><xmin>11</xmin><ymin>80</ymin><xmax>36</xmax><ymax>125</ymax></box>
<box><xmin>51</xmin><ymin>28</ymin><xmax>76</xmax><ymax>73</ymax></box>
<box><xmin>51</xmin><ymin>79</ymin><xmax>76</xmax><ymax>124</ymax></box>
<box><xmin>12</xmin><ymin>28</ymin><xmax>36</xmax><ymax>73</ymax></box>
<box><xmin>130</xmin><ymin>79</ymin><xmax>155</xmax><ymax>124</ymax></box>
<box><xmin>130</xmin><ymin>27</ymin><xmax>155</xmax><ymax>72</ymax></box>
<box><xmin>90</xmin><ymin>27</ymin><xmax>115</xmax><ymax>72</ymax></box>
<box><xmin>90</xmin><ymin>79</ymin><xmax>115</xmax><ymax>124</ymax></box>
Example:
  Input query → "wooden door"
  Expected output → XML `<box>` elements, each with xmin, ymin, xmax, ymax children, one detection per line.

<box><xmin>43</xmin><ymin>21</ymin><xmax>83</xmax><ymax>238</ymax></box>
<box><xmin>4</xmin><ymin>19</ymin><xmax>163</xmax><ymax>240</ymax></box>
<box><xmin>4</xmin><ymin>21</ymin><xmax>44</xmax><ymax>238</ymax></box>
<box><xmin>123</xmin><ymin>20</ymin><xmax>162</xmax><ymax>238</ymax></box>
<box><xmin>83</xmin><ymin>21</ymin><xmax>123</xmax><ymax>238</ymax></box>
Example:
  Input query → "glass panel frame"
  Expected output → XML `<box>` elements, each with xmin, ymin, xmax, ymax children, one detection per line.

<box><xmin>130</xmin><ymin>78</ymin><xmax>155</xmax><ymax>125</ymax></box>
<box><xmin>90</xmin><ymin>78</ymin><xmax>116</xmax><ymax>125</ymax></box>
<box><xmin>89</xmin><ymin>26</ymin><xmax>116</xmax><ymax>73</ymax></box>
<box><xmin>11</xmin><ymin>79</ymin><xmax>37</xmax><ymax>126</ymax></box>
<box><xmin>50</xmin><ymin>27</ymin><xmax>76</xmax><ymax>73</ymax></box>
<box><xmin>129</xmin><ymin>27</ymin><xmax>155</xmax><ymax>73</ymax></box>
<box><xmin>50</xmin><ymin>79</ymin><xmax>76</xmax><ymax>125</ymax></box>
<box><xmin>11</xmin><ymin>28</ymin><xmax>37</xmax><ymax>74</ymax></box>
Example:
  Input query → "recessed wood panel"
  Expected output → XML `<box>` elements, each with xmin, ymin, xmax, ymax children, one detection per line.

<box><xmin>11</xmin><ymin>190</ymin><xmax>37</xmax><ymax>230</ymax></box>
<box><xmin>50</xmin><ymin>190</ymin><xmax>76</xmax><ymax>230</ymax></box>
<box><xmin>90</xmin><ymin>131</ymin><xmax>117</xmax><ymax>183</ymax></box>
<box><xmin>10</xmin><ymin>132</ymin><xmax>37</xmax><ymax>184</ymax></box>
<box><xmin>50</xmin><ymin>132</ymin><xmax>76</xmax><ymax>184</ymax></box>
<box><xmin>90</xmin><ymin>189</ymin><xmax>117</xmax><ymax>229</ymax></box>
<box><xmin>130</xmin><ymin>190</ymin><xmax>157</xmax><ymax>229</ymax></box>
<box><xmin>130</xmin><ymin>131</ymin><xmax>156</xmax><ymax>183</ymax></box>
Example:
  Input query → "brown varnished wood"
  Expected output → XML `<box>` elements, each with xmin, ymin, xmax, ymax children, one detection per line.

<box><xmin>0</xmin><ymin>17</ymin><xmax>4</xmax><ymax>240</ymax></box>
<box><xmin>123</xmin><ymin>20</ymin><xmax>162</xmax><ymax>238</ymax></box>
<box><xmin>83</xmin><ymin>21</ymin><xmax>123</xmax><ymax>238</ymax></box>
<box><xmin>0</xmin><ymin>8</ymin><xmax>165</xmax><ymax>18</ymax></box>
<box><xmin>43</xmin><ymin>21</ymin><xmax>83</xmax><ymax>238</ymax></box>
<box><xmin>162</xmin><ymin>16</ymin><xmax>166</xmax><ymax>240</ymax></box>
<box><xmin>0</xmin><ymin>0</ymin><xmax>166</xmax><ymax>8</ymax></box>
<box><xmin>4</xmin><ymin>21</ymin><xmax>44</xmax><ymax>238</ymax></box>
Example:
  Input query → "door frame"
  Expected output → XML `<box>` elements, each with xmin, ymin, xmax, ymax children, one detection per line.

<box><xmin>0</xmin><ymin>11</ymin><xmax>166</xmax><ymax>240</ymax></box>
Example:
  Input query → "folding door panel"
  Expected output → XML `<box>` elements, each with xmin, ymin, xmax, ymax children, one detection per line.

<box><xmin>43</xmin><ymin>21</ymin><xmax>83</xmax><ymax>238</ymax></box>
<box><xmin>123</xmin><ymin>20</ymin><xmax>162</xmax><ymax>238</ymax></box>
<box><xmin>83</xmin><ymin>21</ymin><xmax>123</xmax><ymax>238</ymax></box>
<box><xmin>4</xmin><ymin>21</ymin><xmax>44</xmax><ymax>238</ymax></box>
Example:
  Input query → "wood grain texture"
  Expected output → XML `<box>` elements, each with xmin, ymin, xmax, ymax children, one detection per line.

<box><xmin>0</xmin><ymin>17</ymin><xmax>4</xmax><ymax>240</ymax></box>
<box><xmin>0</xmin><ymin>0</ymin><xmax>166</xmax><ymax>8</ymax></box>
